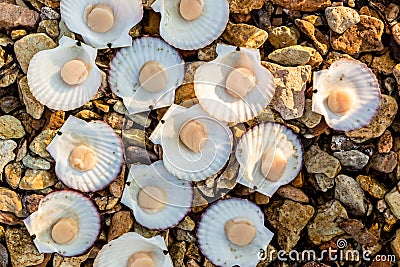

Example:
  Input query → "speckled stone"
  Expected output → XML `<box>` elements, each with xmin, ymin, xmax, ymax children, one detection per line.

<box><xmin>0</xmin><ymin>140</ymin><xmax>17</xmax><ymax>174</ymax></box>
<box><xmin>304</xmin><ymin>145</ymin><xmax>341</xmax><ymax>178</ymax></box>
<box><xmin>0</xmin><ymin>187</ymin><xmax>22</xmax><ymax>216</ymax></box>
<box><xmin>107</xmin><ymin>211</ymin><xmax>133</xmax><ymax>241</ymax></box>
<box><xmin>0</xmin><ymin>3</ymin><xmax>39</xmax><ymax>30</ymax></box>
<box><xmin>0</xmin><ymin>115</ymin><xmax>25</xmax><ymax>139</ymax></box>
<box><xmin>271</xmin><ymin>0</ymin><xmax>331</xmax><ymax>12</ymax></box>
<box><xmin>335</xmin><ymin>174</ymin><xmax>368</xmax><ymax>216</ymax></box>
<box><xmin>228</xmin><ymin>0</ymin><xmax>264</xmax><ymax>14</ymax></box>
<box><xmin>325</xmin><ymin>6</ymin><xmax>360</xmax><ymax>34</ymax></box>
<box><xmin>370</xmin><ymin>151</ymin><xmax>398</xmax><ymax>173</ymax></box>
<box><xmin>333</xmin><ymin>150</ymin><xmax>369</xmax><ymax>170</ymax></box>
<box><xmin>268</xmin><ymin>45</ymin><xmax>320</xmax><ymax>66</ymax></box>
<box><xmin>295</xmin><ymin>19</ymin><xmax>330</xmax><ymax>55</ymax></box>
<box><xmin>268</xmin><ymin>26</ymin><xmax>300</xmax><ymax>49</ymax></box>
<box><xmin>0</xmin><ymin>47</ymin><xmax>18</xmax><ymax>88</ymax></box>
<box><xmin>18</xmin><ymin>76</ymin><xmax>44</xmax><ymax>120</ymax></box>
<box><xmin>356</xmin><ymin>175</ymin><xmax>387</xmax><ymax>199</ymax></box>
<box><xmin>385</xmin><ymin>187</ymin><xmax>400</xmax><ymax>219</ymax></box>
<box><xmin>19</xmin><ymin>169</ymin><xmax>57</xmax><ymax>190</ymax></box>
<box><xmin>29</xmin><ymin>130</ymin><xmax>57</xmax><ymax>158</ymax></box>
<box><xmin>222</xmin><ymin>22</ymin><xmax>268</xmax><ymax>49</ymax></box>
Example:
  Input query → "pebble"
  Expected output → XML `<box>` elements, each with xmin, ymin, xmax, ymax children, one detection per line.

<box><xmin>339</xmin><ymin>219</ymin><xmax>379</xmax><ymax>246</ymax></box>
<box><xmin>295</xmin><ymin>19</ymin><xmax>329</xmax><ymax>55</ymax></box>
<box><xmin>19</xmin><ymin>169</ymin><xmax>57</xmax><ymax>190</ymax></box>
<box><xmin>176</xmin><ymin>229</ymin><xmax>196</xmax><ymax>243</ymax></box>
<box><xmin>0</xmin><ymin>96</ymin><xmax>20</xmax><ymax>113</ymax></box>
<box><xmin>385</xmin><ymin>187</ymin><xmax>400</xmax><ymax>219</ymax></box>
<box><xmin>37</xmin><ymin>19</ymin><xmax>59</xmax><ymax>39</ymax></box>
<box><xmin>123</xmin><ymin>129</ymin><xmax>146</xmax><ymax>148</ymax></box>
<box><xmin>356</xmin><ymin>175</ymin><xmax>387</xmax><ymax>199</ymax></box>
<box><xmin>335</xmin><ymin>174</ymin><xmax>368</xmax><ymax>216</ymax></box>
<box><xmin>44</xmin><ymin>110</ymin><xmax>64</xmax><ymax>130</ymax></box>
<box><xmin>191</xmin><ymin>188</ymin><xmax>208</xmax><ymax>213</ymax></box>
<box><xmin>29</xmin><ymin>130</ymin><xmax>56</xmax><ymax>158</ymax></box>
<box><xmin>40</xmin><ymin>6</ymin><xmax>59</xmax><ymax>20</ymax></box>
<box><xmin>0</xmin><ymin>140</ymin><xmax>16</xmax><ymax>173</ymax></box>
<box><xmin>57</xmin><ymin>19</ymin><xmax>74</xmax><ymax>41</ymax></box>
<box><xmin>14</xmin><ymin>33</ymin><xmax>56</xmax><ymax>73</ymax></box>
<box><xmin>4</xmin><ymin>162</ymin><xmax>21</xmax><ymax>189</ymax></box>
<box><xmin>330</xmin><ymin>15</ymin><xmax>384</xmax><ymax>55</ymax></box>
<box><xmin>222</xmin><ymin>22</ymin><xmax>268</xmax><ymax>49</ymax></box>
<box><xmin>268</xmin><ymin>26</ymin><xmax>300</xmax><ymax>49</ymax></box>
<box><xmin>126</xmin><ymin>112</ymin><xmax>152</xmax><ymax>128</ymax></box>
<box><xmin>370</xmin><ymin>151</ymin><xmax>398</xmax><ymax>173</ymax></box>
<box><xmin>6</xmin><ymin>227</ymin><xmax>44</xmax><ymax>267</ymax></box>
<box><xmin>107</xmin><ymin>211</ymin><xmax>133</xmax><ymax>241</ymax></box>
<box><xmin>371</xmin><ymin>51</ymin><xmax>397</xmax><ymax>75</ymax></box>
<box><xmin>0</xmin><ymin>243</ymin><xmax>8</xmax><ymax>267</ymax></box>
<box><xmin>315</xmin><ymin>173</ymin><xmax>334</xmax><ymax>192</ymax></box>
<box><xmin>170</xmin><ymin>241</ymin><xmax>186</xmax><ymax>267</ymax></box>
<box><xmin>325</xmin><ymin>6</ymin><xmax>360</xmax><ymax>34</ymax></box>
<box><xmin>103</xmin><ymin>112</ymin><xmax>123</xmax><ymax>130</ymax></box>
<box><xmin>265</xmin><ymin>200</ymin><xmax>314</xmax><ymax>251</ymax></box>
<box><xmin>0</xmin><ymin>187</ymin><xmax>22</xmax><ymax>216</ymax></box>
<box><xmin>228</xmin><ymin>0</ymin><xmax>264</xmax><ymax>14</ymax></box>
<box><xmin>0</xmin><ymin>115</ymin><xmax>25</xmax><ymax>140</ymax></box>
<box><xmin>0</xmin><ymin>3</ymin><xmax>39</xmax><ymax>30</ymax></box>
<box><xmin>216</xmin><ymin>154</ymin><xmax>239</xmax><ymax>191</ymax></box>
<box><xmin>198</xmin><ymin>42</ymin><xmax>218</xmax><ymax>61</ymax></box>
<box><xmin>0</xmin><ymin>47</ymin><xmax>18</xmax><ymax>88</ymax></box>
<box><xmin>378</xmin><ymin>130</ymin><xmax>393</xmax><ymax>153</ymax></box>
<box><xmin>346</xmin><ymin>95</ymin><xmax>398</xmax><ymax>143</ymax></box>
<box><xmin>53</xmin><ymin>252</ymin><xmax>89</xmax><ymax>267</ymax></box>
<box><xmin>271</xmin><ymin>0</ymin><xmax>331</xmax><ymax>12</ymax></box>
<box><xmin>304</xmin><ymin>145</ymin><xmax>341</xmax><ymax>178</ymax></box>
<box><xmin>307</xmin><ymin>200</ymin><xmax>348</xmax><ymax>245</ymax></box>
<box><xmin>268</xmin><ymin>45</ymin><xmax>320</xmax><ymax>66</ymax></box>
<box><xmin>332</xmin><ymin>150</ymin><xmax>369</xmax><ymax>170</ymax></box>
<box><xmin>298</xmin><ymin>100</ymin><xmax>322</xmax><ymax>129</ymax></box>
<box><xmin>18</xmin><ymin>76</ymin><xmax>44</xmax><ymax>119</ymax></box>
<box><xmin>186</xmin><ymin>243</ymin><xmax>201</xmax><ymax>262</ymax></box>
<box><xmin>177</xmin><ymin>216</ymin><xmax>195</xmax><ymax>231</ymax></box>
<box><xmin>391</xmin><ymin>229</ymin><xmax>400</xmax><ymax>260</ymax></box>
<box><xmin>262</xmin><ymin>62</ymin><xmax>311</xmax><ymax>120</ymax></box>
<box><xmin>276</xmin><ymin>185</ymin><xmax>309</xmax><ymax>203</ymax></box>
<box><xmin>22</xmin><ymin>194</ymin><xmax>43</xmax><ymax>214</ymax></box>
<box><xmin>109</xmin><ymin>164</ymin><xmax>125</xmax><ymax>198</ymax></box>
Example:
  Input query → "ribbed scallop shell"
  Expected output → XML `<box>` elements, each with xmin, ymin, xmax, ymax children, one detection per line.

<box><xmin>194</xmin><ymin>44</ymin><xmax>275</xmax><ymax>123</ymax></box>
<box><xmin>27</xmin><ymin>36</ymin><xmax>102</xmax><ymax>111</ymax></box>
<box><xmin>150</xmin><ymin>104</ymin><xmax>233</xmax><ymax>181</ymax></box>
<box><xmin>235</xmin><ymin>122</ymin><xmax>303</xmax><ymax>197</ymax></box>
<box><xmin>312</xmin><ymin>59</ymin><xmax>381</xmax><ymax>132</ymax></box>
<box><xmin>152</xmin><ymin>0</ymin><xmax>229</xmax><ymax>50</ymax></box>
<box><xmin>121</xmin><ymin>161</ymin><xmax>193</xmax><ymax>230</ymax></box>
<box><xmin>109</xmin><ymin>36</ymin><xmax>185</xmax><ymax>114</ymax></box>
<box><xmin>94</xmin><ymin>232</ymin><xmax>173</xmax><ymax>267</ymax></box>
<box><xmin>197</xmin><ymin>198</ymin><xmax>274</xmax><ymax>267</ymax></box>
<box><xmin>23</xmin><ymin>190</ymin><xmax>101</xmax><ymax>257</ymax></box>
<box><xmin>61</xmin><ymin>0</ymin><xmax>143</xmax><ymax>48</ymax></box>
<box><xmin>47</xmin><ymin>116</ymin><xmax>124</xmax><ymax>192</ymax></box>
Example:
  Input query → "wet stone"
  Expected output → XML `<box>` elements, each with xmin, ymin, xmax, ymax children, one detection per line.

<box><xmin>370</xmin><ymin>151</ymin><xmax>398</xmax><ymax>173</ymax></box>
<box><xmin>304</xmin><ymin>145</ymin><xmax>341</xmax><ymax>178</ymax></box>
<box><xmin>335</xmin><ymin>174</ymin><xmax>368</xmax><ymax>216</ymax></box>
<box><xmin>222</xmin><ymin>22</ymin><xmax>268</xmax><ymax>49</ymax></box>
<box><xmin>333</xmin><ymin>150</ymin><xmax>369</xmax><ymax>171</ymax></box>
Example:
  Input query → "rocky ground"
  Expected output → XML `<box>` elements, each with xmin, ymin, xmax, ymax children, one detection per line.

<box><xmin>0</xmin><ymin>0</ymin><xmax>400</xmax><ymax>266</ymax></box>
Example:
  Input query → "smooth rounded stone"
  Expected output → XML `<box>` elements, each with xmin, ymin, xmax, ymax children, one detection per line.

<box><xmin>262</xmin><ymin>62</ymin><xmax>311</xmax><ymax>120</ymax></box>
<box><xmin>19</xmin><ymin>169</ymin><xmax>57</xmax><ymax>190</ymax></box>
<box><xmin>4</xmin><ymin>162</ymin><xmax>22</xmax><ymax>189</ymax></box>
<box><xmin>126</xmin><ymin>146</ymin><xmax>157</xmax><ymax>165</ymax></box>
<box><xmin>29</xmin><ymin>130</ymin><xmax>56</xmax><ymax>158</ymax></box>
<box><xmin>271</xmin><ymin>0</ymin><xmax>331</xmax><ymax>12</ymax></box>
<box><xmin>22</xmin><ymin>194</ymin><xmax>43</xmax><ymax>214</ymax></box>
<box><xmin>40</xmin><ymin>6</ymin><xmax>59</xmax><ymax>20</ymax></box>
<box><xmin>0</xmin><ymin>115</ymin><xmax>25</xmax><ymax>139</ymax></box>
<box><xmin>254</xmin><ymin>192</ymin><xmax>270</xmax><ymax>205</ymax></box>
<box><xmin>334</xmin><ymin>174</ymin><xmax>368</xmax><ymax>216</ymax></box>
<box><xmin>268</xmin><ymin>26</ymin><xmax>300</xmax><ymax>49</ymax></box>
<box><xmin>333</xmin><ymin>150</ymin><xmax>369</xmax><ymax>171</ymax></box>
<box><xmin>0</xmin><ymin>243</ymin><xmax>8</xmax><ymax>267</ymax></box>
<box><xmin>37</xmin><ymin>19</ymin><xmax>59</xmax><ymax>39</ymax></box>
<box><xmin>107</xmin><ymin>211</ymin><xmax>133</xmax><ymax>241</ymax></box>
<box><xmin>177</xmin><ymin>216</ymin><xmax>195</xmax><ymax>231</ymax></box>
<box><xmin>276</xmin><ymin>185</ymin><xmax>309</xmax><ymax>203</ymax></box>
<box><xmin>307</xmin><ymin>200</ymin><xmax>348</xmax><ymax>245</ymax></box>
<box><xmin>122</xmin><ymin>129</ymin><xmax>146</xmax><ymax>148</ymax></box>
<box><xmin>14</xmin><ymin>33</ymin><xmax>56</xmax><ymax>73</ymax></box>
<box><xmin>265</xmin><ymin>200</ymin><xmax>314</xmax><ymax>252</ymax></box>
<box><xmin>198</xmin><ymin>42</ymin><xmax>218</xmax><ymax>61</ymax></box>
<box><xmin>0</xmin><ymin>187</ymin><xmax>22</xmax><ymax>216</ymax></box>
<box><xmin>295</xmin><ymin>19</ymin><xmax>329</xmax><ymax>55</ymax></box>
<box><xmin>0</xmin><ymin>3</ymin><xmax>39</xmax><ymax>30</ymax></box>
<box><xmin>18</xmin><ymin>76</ymin><xmax>44</xmax><ymax>119</ymax></box>
<box><xmin>325</xmin><ymin>6</ymin><xmax>360</xmax><ymax>34</ymax></box>
<box><xmin>371</xmin><ymin>51</ymin><xmax>397</xmax><ymax>75</ymax></box>
<box><xmin>304</xmin><ymin>145</ymin><xmax>341</xmax><ymax>178</ymax></box>
<box><xmin>267</xmin><ymin>45</ymin><xmax>320</xmax><ymax>66</ymax></box>
<box><xmin>385</xmin><ymin>187</ymin><xmax>400</xmax><ymax>219</ymax></box>
<box><xmin>228</xmin><ymin>0</ymin><xmax>263</xmax><ymax>14</ymax></box>
<box><xmin>0</xmin><ymin>47</ymin><xmax>18</xmax><ymax>88</ymax></box>
<box><xmin>22</xmin><ymin>154</ymin><xmax>50</xmax><ymax>170</ymax></box>
<box><xmin>222</xmin><ymin>22</ymin><xmax>268</xmax><ymax>49</ymax></box>
<box><xmin>346</xmin><ymin>95</ymin><xmax>398</xmax><ymax>143</ymax></box>
<box><xmin>330</xmin><ymin>15</ymin><xmax>384</xmax><ymax>56</ymax></box>
<box><xmin>0</xmin><ymin>140</ymin><xmax>17</xmax><ymax>173</ymax></box>
<box><xmin>53</xmin><ymin>252</ymin><xmax>89</xmax><ymax>267</ymax></box>
<box><xmin>170</xmin><ymin>241</ymin><xmax>186</xmax><ymax>267</ymax></box>
<box><xmin>370</xmin><ymin>151</ymin><xmax>398</xmax><ymax>173</ymax></box>
<box><xmin>356</xmin><ymin>175</ymin><xmax>387</xmax><ymax>199</ymax></box>
<box><xmin>0</xmin><ymin>96</ymin><xmax>21</xmax><ymax>113</ymax></box>
<box><xmin>6</xmin><ymin>227</ymin><xmax>44</xmax><ymax>267</ymax></box>
<box><xmin>298</xmin><ymin>99</ymin><xmax>322</xmax><ymax>128</ymax></box>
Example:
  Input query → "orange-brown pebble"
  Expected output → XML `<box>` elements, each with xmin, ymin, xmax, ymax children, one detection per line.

<box><xmin>179</xmin><ymin>0</ymin><xmax>203</xmax><ymax>21</ymax></box>
<box><xmin>139</xmin><ymin>61</ymin><xmax>168</xmax><ymax>93</ymax></box>
<box><xmin>327</xmin><ymin>89</ymin><xmax>354</xmax><ymax>115</ymax></box>
<box><xmin>261</xmin><ymin>148</ymin><xmax>287</xmax><ymax>182</ymax></box>
<box><xmin>138</xmin><ymin>186</ymin><xmax>167</xmax><ymax>213</ymax></box>
<box><xmin>69</xmin><ymin>145</ymin><xmax>97</xmax><ymax>172</ymax></box>
<box><xmin>85</xmin><ymin>4</ymin><xmax>114</xmax><ymax>33</ymax></box>
<box><xmin>51</xmin><ymin>217</ymin><xmax>79</xmax><ymax>244</ymax></box>
<box><xmin>128</xmin><ymin>252</ymin><xmax>155</xmax><ymax>267</ymax></box>
<box><xmin>224</xmin><ymin>217</ymin><xmax>256</xmax><ymax>246</ymax></box>
<box><xmin>60</xmin><ymin>60</ymin><xmax>89</xmax><ymax>86</ymax></box>
<box><xmin>179</xmin><ymin>120</ymin><xmax>208</xmax><ymax>153</ymax></box>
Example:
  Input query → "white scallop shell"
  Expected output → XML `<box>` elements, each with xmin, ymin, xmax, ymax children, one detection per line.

<box><xmin>150</xmin><ymin>104</ymin><xmax>233</xmax><ymax>181</ymax></box>
<box><xmin>109</xmin><ymin>36</ymin><xmax>185</xmax><ymax>114</ymax></box>
<box><xmin>60</xmin><ymin>0</ymin><xmax>143</xmax><ymax>48</ymax></box>
<box><xmin>152</xmin><ymin>0</ymin><xmax>229</xmax><ymax>50</ymax></box>
<box><xmin>121</xmin><ymin>161</ymin><xmax>193</xmax><ymax>230</ymax></box>
<box><xmin>235</xmin><ymin>122</ymin><xmax>303</xmax><ymax>197</ymax></box>
<box><xmin>24</xmin><ymin>190</ymin><xmax>101</xmax><ymax>257</ymax></box>
<box><xmin>94</xmin><ymin>232</ymin><xmax>173</xmax><ymax>267</ymax></box>
<box><xmin>47</xmin><ymin>116</ymin><xmax>124</xmax><ymax>192</ymax></box>
<box><xmin>197</xmin><ymin>198</ymin><xmax>274</xmax><ymax>267</ymax></box>
<box><xmin>27</xmin><ymin>36</ymin><xmax>102</xmax><ymax>111</ymax></box>
<box><xmin>312</xmin><ymin>59</ymin><xmax>381</xmax><ymax>132</ymax></box>
<box><xmin>194</xmin><ymin>44</ymin><xmax>275</xmax><ymax>123</ymax></box>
